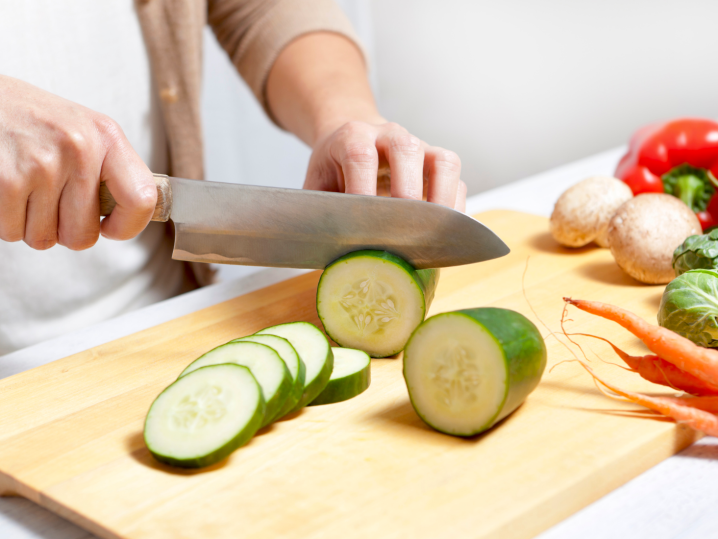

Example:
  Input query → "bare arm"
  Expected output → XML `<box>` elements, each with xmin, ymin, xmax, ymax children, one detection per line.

<box><xmin>266</xmin><ymin>32</ymin><xmax>466</xmax><ymax>210</ymax></box>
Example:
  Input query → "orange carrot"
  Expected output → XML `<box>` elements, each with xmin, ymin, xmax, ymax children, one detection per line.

<box><xmin>579</xmin><ymin>361</ymin><xmax>718</xmax><ymax>436</ymax></box>
<box><xmin>570</xmin><ymin>332</ymin><xmax>718</xmax><ymax>396</ymax></box>
<box><xmin>661</xmin><ymin>395</ymin><xmax>718</xmax><ymax>414</ymax></box>
<box><xmin>564</xmin><ymin>298</ymin><xmax>718</xmax><ymax>390</ymax></box>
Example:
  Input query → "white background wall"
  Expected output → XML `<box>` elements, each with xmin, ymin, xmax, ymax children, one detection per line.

<box><xmin>201</xmin><ymin>0</ymin><xmax>718</xmax><ymax>281</ymax></box>
<box><xmin>202</xmin><ymin>0</ymin><xmax>718</xmax><ymax>196</ymax></box>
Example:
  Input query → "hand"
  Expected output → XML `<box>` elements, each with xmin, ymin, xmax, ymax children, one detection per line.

<box><xmin>0</xmin><ymin>75</ymin><xmax>157</xmax><ymax>251</ymax></box>
<box><xmin>304</xmin><ymin>119</ymin><xmax>467</xmax><ymax>211</ymax></box>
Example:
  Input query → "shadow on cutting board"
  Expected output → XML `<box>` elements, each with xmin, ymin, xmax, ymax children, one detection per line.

<box><xmin>366</xmin><ymin>397</ymin><xmax>516</xmax><ymax>443</ymax></box>
<box><xmin>578</xmin><ymin>260</ymin><xmax>647</xmax><ymax>287</ymax></box>
<box><xmin>124</xmin><ymin>431</ymin><xmax>232</xmax><ymax>475</ymax></box>
<box><xmin>526</xmin><ymin>232</ymin><xmax>596</xmax><ymax>255</ymax></box>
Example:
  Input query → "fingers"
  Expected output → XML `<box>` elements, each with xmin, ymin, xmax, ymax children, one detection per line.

<box><xmin>423</xmin><ymin>146</ymin><xmax>461</xmax><ymax>208</ymax></box>
<box><xmin>58</xmin><ymin>174</ymin><xmax>100</xmax><ymax>250</ymax></box>
<box><xmin>375</xmin><ymin>124</ymin><xmax>424</xmax><ymax>200</ymax></box>
<box><xmin>455</xmin><ymin>180</ymin><xmax>467</xmax><ymax>212</ymax></box>
<box><xmin>57</xmin><ymin>129</ymin><xmax>100</xmax><ymax>250</ymax></box>
<box><xmin>309</xmin><ymin>120</ymin><xmax>466</xmax><ymax>211</ymax></box>
<box><xmin>329</xmin><ymin>122</ymin><xmax>379</xmax><ymax>196</ymax></box>
<box><xmin>96</xmin><ymin>119</ymin><xmax>156</xmax><ymax>241</ymax></box>
<box><xmin>21</xmin><ymin>148</ymin><xmax>65</xmax><ymax>250</ymax></box>
<box><xmin>0</xmin><ymin>170</ymin><xmax>28</xmax><ymax>243</ymax></box>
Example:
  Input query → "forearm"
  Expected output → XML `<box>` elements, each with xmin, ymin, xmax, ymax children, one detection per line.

<box><xmin>266</xmin><ymin>32</ymin><xmax>383</xmax><ymax>146</ymax></box>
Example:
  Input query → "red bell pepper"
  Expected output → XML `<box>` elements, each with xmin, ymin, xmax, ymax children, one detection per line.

<box><xmin>615</xmin><ymin>118</ymin><xmax>718</xmax><ymax>230</ymax></box>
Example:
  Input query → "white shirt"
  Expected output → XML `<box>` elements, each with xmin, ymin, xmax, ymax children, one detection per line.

<box><xmin>0</xmin><ymin>2</ymin><xmax>185</xmax><ymax>355</ymax></box>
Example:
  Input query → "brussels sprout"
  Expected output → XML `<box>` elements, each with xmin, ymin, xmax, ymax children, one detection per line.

<box><xmin>672</xmin><ymin>229</ymin><xmax>718</xmax><ymax>277</ymax></box>
<box><xmin>658</xmin><ymin>269</ymin><xmax>718</xmax><ymax>347</ymax></box>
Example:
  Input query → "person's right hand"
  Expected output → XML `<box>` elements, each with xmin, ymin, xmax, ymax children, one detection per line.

<box><xmin>0</xmin><ymin>75</ymin><xmax>157</xmax><ymax>251</ymax></box>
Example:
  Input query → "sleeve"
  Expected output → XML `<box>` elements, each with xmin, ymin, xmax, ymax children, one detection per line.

<box><xmin>207</xmin><ymin>0</ymin><xmax>367</xmax><ymax>126</ymax></box>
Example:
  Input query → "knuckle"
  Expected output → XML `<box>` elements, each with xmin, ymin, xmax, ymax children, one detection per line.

<box><xmin>0</xmin><ymin>226</ymin><xmax>23</xmax><ymax>243</ymax></box>
<box><xmin>390</xmin><ymin>134</ymin><xmax>422</xmax><ymax>155</ymax></box>
<box><xmin>27</xmin><ymin>150</ymin><xmax>61</xmax><ymax>182</ymax></box>
<box><xmin>60</xmin><ymin>231</ymin><xmax>99</xmax><ymax>251</ymax></box>
<box><xmin>94</xmin><ymin>114</ymin><xmax>124</xmax><ymax>146</ymax></box>
<box><xmin>433</xmin><ymin>148</ymin><xmax>462</xmax><ymax>173</ymax></box>
<box><xmin>383</xmin><ymin>122</ymin><xmax>405</xmax><ymax>132</ymax></box>
<box><xmin>60</xmin><ymin>128</ymin><xmax>93</xmax><ymax>161</ymax></box>
<box><xmin>25</xmin><ymin>236</ymin><xmax>57</xmax><ymax>251</ymax></box>
<box><xmin>0</xmin><ymin>174</ymin><xmax>24</xmax><ymax>200</ymax></box>
<box><xmin>342</xmin><ymin>144</ymin><xmax>378</xmax><ymax>166</ymax></box>
<box><xmin>133</xmin><ymin>182</ymin><xmax>158</xmax><ymax>213</ymax></box>
<box><xmin>340</xmin><ymin>121</ymin><xmax>368</xmax><ymax>137</ymax></box>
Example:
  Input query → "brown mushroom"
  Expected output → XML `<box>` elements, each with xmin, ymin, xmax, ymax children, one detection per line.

<box><xmin>607</xmin><ymin>194</ymin><xmax>701</xmax><ymax>284</ymax></box>
<box><xmin>550</xmin><ymin>176</ymin><xmax>633</xmax><ymax>248</ymax></box>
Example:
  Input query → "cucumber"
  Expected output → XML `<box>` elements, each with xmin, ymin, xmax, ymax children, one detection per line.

<box><xmin>257</xmin><ymin>322</ymin><xmax>333</xmax><ymax>410</ymax></box>
<box><xmin>179</xmin><ymin>341</ymin><xmax>291</xmax><ymax>427</ymax></box>
<box><xmin>317</xmin><ymin>250</ymin><xmax>439</xmax><ymax>358</ymax></box>
<box><xmin>403</xmin><ymin>308</ymin><xmax>546</xmax><ymax>437</ymax></box>
<box><xmin>309</xmin><ymin>347</ymin><xmax>371</xmax><ymax>406</ymax></box>
<box><xmin>144</xmin><ymin>364</ymin><xmax>265</xmax><ymax>468</ymax></box>
<box><xmin>232</xmin><ymin>334</ymin><xmax>304</xmax><ymax>421</ymax></box>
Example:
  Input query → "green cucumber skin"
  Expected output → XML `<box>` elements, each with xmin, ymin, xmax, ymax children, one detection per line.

<box><xmin>294</xmin><ymin>344</ymin><xmax>333</xmax><ymax>410</ymax></box>
<box><xmin>285</xmin><ymin>357</ymin><xmax>307</xmax><ymax>415</ymax></box>
<box><xmin>404</xmin><ymin>308</ymin><xmax>546</xmax><ymax>437</ymax></box>
<box><xmin>232</xmin><ymin>335</ymin><xmax>303</xmax><ymax>422</ymax></box>
<box><xmin>308</xmin><ymin>354</ymin><xmax>371</xmax><ymax>406</ymax></box>
<box><xmin>256</xmin><ymin>322</ymin><xmax>333</xmax><ymax>412</ymax></box>
<box><xmin>145</xmin><ymin>365</ymin><xmax>266</xmax><ymax>469</ymax></box>
<box><xmin>317</xmin><ymin>250</ymin><xmax>439</xmax><ymax>358</ymax></box>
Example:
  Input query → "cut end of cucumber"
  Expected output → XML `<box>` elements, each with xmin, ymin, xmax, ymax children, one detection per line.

<box><xmin>317</xmin><ymin>253</ymin><xmax>427</xmax><ymax>357</ymax></box>
<box><xmin>404</xmin><ymin>313</ymin><xmax>508</xmax><ymax>436</ymax></box>
<box><xmin>144</xmin><ymin>364</ymin><xmax>264</xmax><ymax>468</ymax></box>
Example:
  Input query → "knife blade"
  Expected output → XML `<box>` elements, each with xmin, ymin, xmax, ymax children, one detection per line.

<box><xmin>99</xmin><ymin>174</ymin><xmax>509</xmax><ymax>269</ymax></box>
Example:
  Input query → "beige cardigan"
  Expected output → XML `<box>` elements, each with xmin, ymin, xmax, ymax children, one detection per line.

<box><xmin>135</xmin><ymin>0</ymin><xmax>362</xmax><ymax>284</ymax></box>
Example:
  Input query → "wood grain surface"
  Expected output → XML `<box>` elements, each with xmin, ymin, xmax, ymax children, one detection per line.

<box><xmin>0</xmin><ymin>210</ymin><xmax>699</xmax><ymax>539</ymax></box>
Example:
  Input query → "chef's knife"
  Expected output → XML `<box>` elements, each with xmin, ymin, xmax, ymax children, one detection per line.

<box><xmin>99</xmin><ymin>174</ymin><xmax>509</xmax><ymax>269</ymax></box>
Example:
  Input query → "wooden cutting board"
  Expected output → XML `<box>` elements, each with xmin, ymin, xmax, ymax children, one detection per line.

<box><xmin>0</xmin><ymin>210</ymin><xmax>699</xmax><ymax>539</ymax></box>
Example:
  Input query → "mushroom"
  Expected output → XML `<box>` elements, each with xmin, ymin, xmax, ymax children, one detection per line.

<box><xmin>550</xmin><ymin>176</ymin><xmax>633</xmax><ymax>248</ymax></box>
<box><xmin>607</xmin><ymin>194</ymin><xmax>701</xmax><ymax>284</ymax></box>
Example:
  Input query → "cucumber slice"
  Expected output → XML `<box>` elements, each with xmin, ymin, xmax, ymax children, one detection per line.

<box><xmin>179</xmin><ymin>341</ymin><xmax>291</xmax><ymax>427</ymax></box>
<box><xmin>403</xmin><ymin>308</ymin><xmax>546</xmax><ymax>437</ymax></box>
<box><xmin>256</xmin><ymin>322</ymin><xmax>333</xmax><ymax>410</ymax></box>
<box><xmin>232</xmin><ymin>334</ymin><xmax>304</xmax><ymax>421</ymax></box>
<box><xmin>317</xmin><ymin>250</ymin><xmax>439</xmax><ymax>358</ymax></box>
<box><xmin>309</xmin><ymin>347</ymin><xmax>371</xmax><ymax>406</ymax></box>
<box><xmin>144</xmin><ymin>364</ymin><xmax>265</xmax><ymax>468</ymax></box>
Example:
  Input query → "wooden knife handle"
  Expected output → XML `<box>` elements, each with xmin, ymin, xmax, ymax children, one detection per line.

<box><xmin>99</xmin><ymin>173</ymin><xmax>172</xmax><ymax>222</ymax></box>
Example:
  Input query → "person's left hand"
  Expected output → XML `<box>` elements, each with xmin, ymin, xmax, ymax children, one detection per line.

<box><xmin>304</xmin><ymin>119</ymin><xmax>466</xmax><ymax>212</ymax></box>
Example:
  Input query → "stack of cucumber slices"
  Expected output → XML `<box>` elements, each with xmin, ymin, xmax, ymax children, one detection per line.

<box><xmin>144</xmin><ymin>322</ymin><xmax>371</xmax><ymax>468</ymax></box>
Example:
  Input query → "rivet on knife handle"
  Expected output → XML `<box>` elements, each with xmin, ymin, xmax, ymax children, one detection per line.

<box><xmin>99</xmin><ymin>173</ymin><xmax>172</xmax><ymax>222</ymax></box>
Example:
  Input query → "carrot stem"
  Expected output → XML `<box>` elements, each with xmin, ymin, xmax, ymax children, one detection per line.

<box><xmin>579</xmin><ymin>360</ymin><xmax>718</xmax><ymax>437</ymax></box>
<box><xmin>564</xmin><ymin>298</ymin><xmax>718</xmax><ymax>390</ymax></box>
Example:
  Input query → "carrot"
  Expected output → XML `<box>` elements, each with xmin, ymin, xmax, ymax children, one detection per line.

<box><xmin>564</xmin><ymin>298</ymin><xmax>718</xmax><ymax>390</ymax></box>
<box><xmin>579</xmin><ymin>360</ymin><xmax>718</xmax><ymax>437</ymax></box>
<box><xmin>662</xmin><ymin>395</ymin><xmax>718</xmax><ymax>414</ymax></box>
<box><xmin>569</xmin><ymin>332</ymin><xmax>718</xmax><ymax>396</ymax></box>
